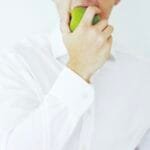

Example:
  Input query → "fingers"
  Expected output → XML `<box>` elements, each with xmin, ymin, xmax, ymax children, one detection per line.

<box><xmin>103</xmin><ymin>25</ymin><xmax>113</xmax><ymax>35</ymax></box>
<box><xmin>60</xmin><ymin>12</ymin><xmax>71</xmax><ymax>34</ymax></box>
<box><xmin>108</xmin><ymin>35</ymin><xmax>113</xmax><ymax>43</ymax></box>
<box><xmin>105</xmin><ymin>36</ymin><xmax>113</xmax><ymax>60</ymax></box>
<box><xmin>96</xmin><ymin>25</ymin><xmax>113</xmax><ymax>47</ymax></box>
<box><xmin>54</xmin><ymin>0</ymin><xmax>71</xmax><ymax>11</ymax></box>
<box><xmin>54</xmin><ymin>0</ymin><xmax>72</xmax><ymax>34</ymax></box>
<box><xmin>93</xmin><ymin>19</ymin><xmax>113</xmax><ymax>43</ymax></box>
<box><xmin>79</xmin><ymin>6</ymin><xmax>101</xmax><ymax>27</ymax></box>
<box><xmin>60</xmin><ymin>22</ymin><xmax>71</xmax><ymax>35</ymax></box>
<box><xmin>94</xmin><ymin>20</ymin><xmax>108</xmax><ymax>31</ymax></box>
<box><xmin>97</xmin><ymin>36</ymin><xmax>113</xmax><ymax>60</ymax></box>
<box><xmin>102</xmin><ymin>25</ymin><xmax>114</xmax><ymax>40</ymax></box>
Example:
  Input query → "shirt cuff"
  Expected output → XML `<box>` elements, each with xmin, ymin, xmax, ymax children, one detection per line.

<box><xmin>50</xmin><ymin>66</ymin><xmax>95</xmax><ymax>116</ymax></box>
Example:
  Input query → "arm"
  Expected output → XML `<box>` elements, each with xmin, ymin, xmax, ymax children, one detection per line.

<box><xmin>47</xmin><ymin>66</ymin><xmax>95</xmax><ymax>149</ymax></box>
<box><xmin>53</xmin><ymin>0</ymin><xmax>113</xmax><ymax>83</ymax></box>
<box><xmin>0</xmin><ymin>52</ymin><xmax>42</xmax><ymax>148</ymax></box>
<box><xmin>0</xmin><ymin>52</ymin><xmax>95</xmax><ymax>149</ymax></box>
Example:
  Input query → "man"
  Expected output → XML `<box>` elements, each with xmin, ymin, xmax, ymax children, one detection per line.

<box><xmin>0</xmin><ymin>0</ymin><xmax>150</xmax><ymax>149</ymax></box>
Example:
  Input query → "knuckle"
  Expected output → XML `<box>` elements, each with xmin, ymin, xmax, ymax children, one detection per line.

<box><xmin>98</xmin><ymin>35</ymin><xmax>104</xmax><ymax>43</ymax></box>
<box><xmin>91</xmin><ymin>28</ymin><xmax>102</xmax><ymax>38</ymax></box>
<box><xmin>86</xmin><ymin>6</ymin><xmax>94</xmax><ymax>13</ymax></box>
<box><xmin>87</xmin><ymin>6</ymin><xmax>99</xmax><ymax>13</ymax></box>
<box><xmin>101</xmin><ymin>20</ymin><xmax>108</xmax><ymax>25</ymax></box>
<box><xmin>101</xmin><ymin>32</ymin><xmax>107</xmax><ymax>38</ymax></box>
<box><xmin>88</xmin><ymin>28</ymin><xmax>97</xmax><ymax>38</ymax></box>
<box><xmin>96</xmin><ymin>20</ymin><xmax>108</xmax><ymax>30</ymax></box>
<box><xmin>79</xmin><ymin>22</ymin><xmax>88</xmax><ymax>29</ymax></box>
<box><xmin>109</xmin><ymin>25</ymin><xmax>114</xmax><ymax>31</ymax></box>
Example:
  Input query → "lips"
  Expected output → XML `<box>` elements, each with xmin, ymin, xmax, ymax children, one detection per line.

<box><xmin>82</xmin><ymin>0</ymin><xmax>99</xmax><ymax>7</ymax></box>
<box><xmin>72</xmin><ymin>0</ymin><xmax>107</xmax><ymax>19</ymax></box>
<box><xmin>80</xmin><ymin>0</ymin><xmax>108</xmax><ymax>19</ymax></box>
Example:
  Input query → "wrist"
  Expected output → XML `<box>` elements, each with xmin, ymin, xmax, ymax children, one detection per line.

<box><xmin>67</xmin><ymin>60</ymin><xmax>91</xmax><ymax>83</ymax></box>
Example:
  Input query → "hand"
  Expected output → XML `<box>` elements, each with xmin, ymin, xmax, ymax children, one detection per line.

<box><xmin>61</xmin><ymin>6</ymin><xmax>113</xmax><ymax>83</ymax></box>
<box><xmin>53</xmin><ymin>1</ymin><xmax>113</xmax><ymax>83</ymax></box>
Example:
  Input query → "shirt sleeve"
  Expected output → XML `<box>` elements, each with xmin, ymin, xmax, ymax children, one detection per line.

<box><xmin>50</xmin><ymin>66</ymin><xmax>95</xmax><ymax>117</ymax></box>
<box><xmin>0</xmin><ymin>52</ymin><xmax>95</xmax><ymax>150</ymax></box>
<box><xmin>45</xmin><ymin>66</ymin><xmax>95</xmax><ymax>149</ymax></box>
<box><xmin>0</xmin><ymin>52</ymin><xmax>42</xmax><ymax>148</ymax></box>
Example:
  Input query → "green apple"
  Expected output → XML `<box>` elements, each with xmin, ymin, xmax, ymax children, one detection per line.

<box><xmin>70</xmin><ymin>6</ymin><xmax>101</xmax><ymax>32</ymax></box>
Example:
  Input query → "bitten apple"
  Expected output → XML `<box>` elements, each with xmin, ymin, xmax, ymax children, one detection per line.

<box><xmin>70</xmin><ymin>6</ymin><xmax>101</xmax><ymax>32</ymax></box>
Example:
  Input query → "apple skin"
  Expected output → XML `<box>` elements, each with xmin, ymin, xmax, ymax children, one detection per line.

<box><xmin>70</xmin><ymin>6</ymin><xmax>101</xmax><ymax>32</ymax></box>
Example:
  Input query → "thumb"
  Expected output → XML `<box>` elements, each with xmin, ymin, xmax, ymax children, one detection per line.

<box><xmin>53</xmin><ymin>0</ymin><xmax>71</xmax><ymax>34</ymax></box>
<box><xmin>60</xmin><ymin>12</ymin><xmax>71</xmax><ymax>34</ymax></box>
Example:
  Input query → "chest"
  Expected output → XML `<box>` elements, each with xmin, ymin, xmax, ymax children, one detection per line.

<box><xmin>90</xmin><ymin>62</ymin><xmax>150</xmax><ymax>150</ymax></box>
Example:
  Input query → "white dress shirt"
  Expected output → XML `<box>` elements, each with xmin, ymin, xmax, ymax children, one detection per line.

<box><xmin>0</xmin><ymin>26</ymin><xmax>150</xmax><ymax>150</ymax></box>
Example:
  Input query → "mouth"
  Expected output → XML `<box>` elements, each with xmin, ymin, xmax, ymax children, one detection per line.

<box><xmin>82</xmin><ymin>0</ymin><xmax>99</xmax><ymax>7</ymax></box>
<box><xmin>71</xmin><ymin>0</ymin><xmax>99</xmax><ymax>9</ymax></box>
<box><xmin>71</xmin><ymin>0</ymin><xmax>108</xmax><ymax>19</ymax></box>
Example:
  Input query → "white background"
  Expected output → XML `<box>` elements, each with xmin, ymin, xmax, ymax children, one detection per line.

<box><xmin>0</xmin><ymin>0</ymin><xmax>150</xmax><ymax>58</ymax></box>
